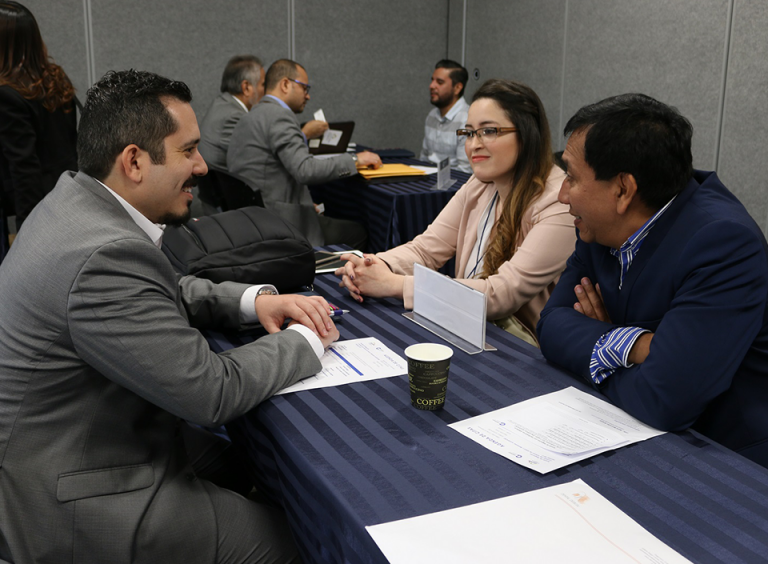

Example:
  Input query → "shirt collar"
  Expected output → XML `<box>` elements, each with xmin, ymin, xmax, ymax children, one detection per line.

<box><xmin>230</xmin><ymin>94</ymin><xmax>248</xmax><ymax>112</ymax></box>
<box><xmin>96</xmin><ymin>179</ymin><xmax>166</xmax><ymax>248</ymax></box>
<box><xmin>440</xmin><ymin>97</ymin><xmax>468</xmax><ymax>122</ymax></box>
<box><xmin>610</xmin><ymin>195</ymin><xmax>676</xmax><ymax>289</ymax></box>
<box><xmin>263</xmin><ymin>94</ymin><xmax>291</xmax><ymax>111</ymax></box>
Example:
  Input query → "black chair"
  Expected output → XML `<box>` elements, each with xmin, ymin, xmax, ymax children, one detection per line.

<box><xmin>196</xmin><ymin>172</ymin><xmax>224</xmax><ymax>210</ymax></box>
<box><xmin>213</xmin><ymin>169</ymin><xmax>264</xmax><ymax>210</ymax></box>
<box><xmin>200</xmin><ymin>167</ymin><xmax>264</xmax><ymax>211</ymax></box>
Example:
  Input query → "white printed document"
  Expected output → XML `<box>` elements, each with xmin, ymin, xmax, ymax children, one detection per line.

<box><xmin>321</xmin><ymin>128</ymin><xmax>343</xmax><ymax>146</ymax></box>
<box><xmin>366</xmin><ymin>479</ymin><xmax>693</xmax><ymax>564</ymax></box>
<box><xmin>276</xmin><ymin>338</ymin><xmax>407</xmax><ymax>395</ymax></box>
<box><xmin>449</xmin><ymin>386</ymin><xmax>664</xmax><ymax>473</ymax></box>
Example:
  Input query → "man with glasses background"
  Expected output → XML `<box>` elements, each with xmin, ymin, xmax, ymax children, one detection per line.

<box><xmin>420</xmin><ymin>59</ymin><xmax>472</xmax><ymax>173</ymax></box>
<box><xmin>228</xmin><ymin>59</ymin><xmax>380</xmax><ymax>247</ymax></box>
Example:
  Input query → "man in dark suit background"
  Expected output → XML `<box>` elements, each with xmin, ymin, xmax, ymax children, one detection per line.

<box><xmin>228</xmin><ymin>58</ymin><xmax>381</xmax><ymax>247</ymax></box>
<box><xmin>538</xmin><ymin>93</ymin><xmax>768</xmax><ymax>467</ymax></box>
<box><xmin>0</xmin><ymin>69</ymin><xmax>339</xmax><ymax>563</ymax></box>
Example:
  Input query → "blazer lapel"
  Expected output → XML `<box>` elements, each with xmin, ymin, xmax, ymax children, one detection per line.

<box><xmin>614</xmin><ymin>176</ymin><xmax>700</xmax><ymax>321</ymax></box>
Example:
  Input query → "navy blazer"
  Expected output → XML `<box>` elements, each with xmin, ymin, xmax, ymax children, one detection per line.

<box><xmin>538</xmin><ymin>170</ymin><xmax>768</xmax><ymax>467</ymax></box>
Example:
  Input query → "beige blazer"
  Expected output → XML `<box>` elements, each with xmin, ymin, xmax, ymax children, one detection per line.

<box><xmin>377</xmin><ymin>166</ymin><xmax>575</xmax><ymax>334</ymax></box>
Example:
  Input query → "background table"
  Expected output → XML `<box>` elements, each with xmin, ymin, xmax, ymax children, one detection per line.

<box><xmin>309</xmin><ymin>156</ymin><xmax>471</xmax><ymax>253</ymax></box>
<box><xmin>206</xmin><ymin>274</ymin><xmax>768</xmax><ymax>564</ymax></box>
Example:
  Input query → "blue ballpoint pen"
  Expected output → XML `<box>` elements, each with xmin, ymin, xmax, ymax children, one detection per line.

<box><xmin>328</xmin><ymin>308</ymin><xmax>350</xmax><ymax>318</ymax></box>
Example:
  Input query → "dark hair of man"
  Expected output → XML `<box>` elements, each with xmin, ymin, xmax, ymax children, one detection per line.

<box><xmin>564</xmin><ymin>93</ymin><xmax>693</xmax><ymax>211</ymax></box>
<box><xmin>435</xmin><ymin>59</ymin><xmax>468</xmax><ymax>98</ymax></box>
<box><xmin>264</xmin><ymin>58</ymin><xmax>302</xmax><ymax>92</ymax></box>
<box><xmin>220</xmin><ymin>54</ymin><xmax>263</xmax><ymax>95</ymax></box>
<box><xmin>77</xmin><ymin>69</ymin><xmax>192</xmax><ymax>181</ymax></box>
<box><xmin>471</xmin><ymin>79</ymin><xmax>554</xmax><ymax>279</ymax></box>
<box><xmin>0</xmin><ymin>1</ymin><xmax>75</xmax><ymax>112</ymax></box>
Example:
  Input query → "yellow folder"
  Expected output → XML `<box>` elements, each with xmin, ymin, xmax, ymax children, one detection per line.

<box><xmin>358</xmin><ymin>164</ymin><xmax>426</xmax><ymax>179</ymax></box>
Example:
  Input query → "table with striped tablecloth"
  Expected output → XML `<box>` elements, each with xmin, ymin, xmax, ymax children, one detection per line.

<box><xmin>206</xmin><ymin>274</ymin><xmax>768</xmax><ymax>564</ymax></box>
<box><xmin>309</xmin><ymin>157</ymin><xmax>471</xmax><ymax>253</ymax></box>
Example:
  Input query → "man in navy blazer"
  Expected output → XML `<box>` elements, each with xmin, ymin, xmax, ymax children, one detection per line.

<box><xmin>538</xmin><ymin>93</ymin><xmax>768</xmax><ymax>467</ymax></box>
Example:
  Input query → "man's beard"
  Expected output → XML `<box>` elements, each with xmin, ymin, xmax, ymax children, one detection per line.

<box><xmin>158</xmin><ymin>176</ymin><xmax>196</xmax><ymax>226</ymax></box>
<box><xmin>430</xmin><ymin>93</ymin><xmax>453</xmax><ymax>109</ymax></box>
<box><xmin>158</xmin><ymin>204</ymin><xmax>192</xmax><ymax>227</ymax></box>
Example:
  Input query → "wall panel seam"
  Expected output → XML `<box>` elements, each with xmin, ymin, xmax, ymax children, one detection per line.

<box><xmin>288</xmin><ymin>0</ymin><xmax>295</xmax><ymax>59</ymax></box>
<box><xmin>714</xmin><ymin>0</ymin><xmax>735</xmax><ymax>171</ymax></box>
<box><xmin>558</xmin><ymin>0</ymin><xmax>569</xmax><ymax>151</ymax></box>
<box><xmin>83</xmin><ymin>0</ymin><xmax>95</xmax><ymax>88</ymax></box>
<box><xmin>461</xmin><ymin>0</ymin><xmax>467</xmax><ymax>66</ymax></box>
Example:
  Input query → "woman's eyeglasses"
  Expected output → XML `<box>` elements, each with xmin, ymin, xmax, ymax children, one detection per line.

<box><xmin>456</xmin><ymin>127</ymin><xmax>517</xmax><ymax>142</ymax></box>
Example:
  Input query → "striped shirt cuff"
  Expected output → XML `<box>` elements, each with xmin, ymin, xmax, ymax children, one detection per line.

<box><xmin>589</xmin><ymin>327</ymin><xmax>650</xmax><ymax>385</ymax></box>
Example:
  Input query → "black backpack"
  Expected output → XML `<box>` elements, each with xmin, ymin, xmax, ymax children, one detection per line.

<box><xmin>161</xmin><ymin>206</ymin><xmax>315</xmax><ymax>293</ymax></box>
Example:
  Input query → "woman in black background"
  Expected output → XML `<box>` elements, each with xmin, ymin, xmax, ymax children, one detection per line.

<box><xmin>0</xmin><ymin>1</ymin><xmax>77</xmax><ymax>260</ymax></box>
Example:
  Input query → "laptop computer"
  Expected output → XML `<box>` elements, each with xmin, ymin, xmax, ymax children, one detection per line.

<box><xmin>308</xmin><ymin>121</ymin><xmax>355</xmax><ymax>155</ymax></box>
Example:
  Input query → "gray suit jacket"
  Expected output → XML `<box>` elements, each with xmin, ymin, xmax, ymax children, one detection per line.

<box><xmin>198</xmin><ymin>92</ymin><xmax>247</xmax><ymax>171</ymax></box>
<box><xmin>0</xmin><ymin>171</ymin><xmax>321</xmax><ymax>563</ymax></box>
<box><xmin>227</xmin><ymin>96</ymin><xmax>357</xmax><ymax>245</ymax></box>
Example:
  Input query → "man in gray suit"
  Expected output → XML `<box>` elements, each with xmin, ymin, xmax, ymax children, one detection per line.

<box><xmin>0</xmin><ymin>70</ymin><xmax>338</xmax><ymax>564</ymax></box>
<box><xmin>228</xmin><ymin>59</ymin><xmax>381</xmax><ymax>247</ymax></box>
<box><xmin>199</xmin><ymin>55</ymin><xmax>330</xmax><ymax>171</ymax></box>
<box><xmin>198</xmin><ymin>55</ymin><xmax>266</xmax><ymax>171</ymax></box>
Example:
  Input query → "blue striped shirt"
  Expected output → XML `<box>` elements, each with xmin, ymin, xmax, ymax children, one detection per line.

<box><xmin>589</xmin><ymin>197</ymin><xmax>676</xmax><ymax>384</ymax></box>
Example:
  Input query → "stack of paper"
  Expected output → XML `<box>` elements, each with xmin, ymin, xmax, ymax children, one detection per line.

<box><xmin>358</xmin><ymin>164</ymin><xmax>426</xmax><ymax>179</ymax></box>
<box><xmin>449</xmin><ymin>387</ymin><xmax>665</xmax><ymax>473</ymax></box>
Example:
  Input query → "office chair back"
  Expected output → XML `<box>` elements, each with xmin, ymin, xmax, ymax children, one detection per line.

<box><xmin>209</xmin><ymin>169</ymin><xmax>264</xmax><ymax>211</ymax></box>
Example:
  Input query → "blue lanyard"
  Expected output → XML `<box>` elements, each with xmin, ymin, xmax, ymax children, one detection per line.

<box><xmin>467</xmin><ymin>191</ymin><xmax>498</xmax><ymax>279</ymax></box>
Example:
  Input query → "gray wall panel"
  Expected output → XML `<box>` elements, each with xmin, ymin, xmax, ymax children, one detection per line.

<box><xmin>718</xmin><ymin>0</ymin><xmax>768</xmax><ymax>231</ymax></box>
<box><xmin>563</xmin><ymin>0</ymin><xmax>728</xmax><ymax>164</ymax></box>
<box><xmin>24</xmin><ymin>0</ymin><xmax>89</xmax><ymax>99</ymax></box>
<box><xmin>464</xmin><ymin>0</ymin><xmax>566</xmax><ymax>149</ymax></box>
<box><xmin>293</xmin><ymin>0</ymin><xmax>449</xmax><ymax>153</ymax></box>
<box><xmin>447</xmin><ymin>0</ymin><xmax>465</xmax><ymax>63</ymax></box>
<box><xmin>90</xmin><ymin>0</ymin><xmax>289</xmax><ymax>121</ymax></box>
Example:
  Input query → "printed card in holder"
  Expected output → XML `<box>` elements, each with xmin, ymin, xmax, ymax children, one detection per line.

<box><xmin>432</xmin><ymin>157</ymin><xmax>457</xmax><ymax>191</ymax></box>
<box><xmin>403</xmin><ymin>264</ymin><xmax>496</xmax><ymax>355</ymax></box>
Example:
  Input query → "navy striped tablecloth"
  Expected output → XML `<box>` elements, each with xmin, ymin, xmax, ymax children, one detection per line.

<box><xmin>309</xmin><ymin>157</ymin><xmax>471</xmax><ymax>253</ymax></box>
<box><xmin>208</xmin><ymin>275</ymin><xmax>768</xmax><ymax>564</ymax></box>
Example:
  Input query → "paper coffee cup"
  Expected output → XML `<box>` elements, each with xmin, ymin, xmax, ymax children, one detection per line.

<box><xmin>405</xmin><ymin>343</ymin><xmax>454</xmax><ymax>411</ymax></box>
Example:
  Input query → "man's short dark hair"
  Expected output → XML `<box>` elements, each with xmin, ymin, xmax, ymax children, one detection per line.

<box><xmin>77</xmin><ymin>69</ymin><xmax>192</xmax><ymax>181</ymax></box>
<box><xmin>264</xmin><ymin>59</ymin><xmax>301</xmax><ymax>93</ymax></box>
<box><xmin>220</xmin><ymin>55</ymin><xmax>263</xmax><ymax>95</ymax></box>
<box><xmin>564</xmin><ymin>93</ymin><xmax>693</xmax><ymax>211</ymax></box>
<box><xmin>435</xmin><ymin>59</ymin><xmax>468</xmax><ymax>97</ymax></box>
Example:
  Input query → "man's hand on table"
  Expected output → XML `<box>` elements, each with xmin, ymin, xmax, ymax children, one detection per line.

<box><xmin>573</xmin><ymin>277</ymin><xmax>654</xmax><ymax>365</ymax></box>
<box><xmin>255</xmin><ymin>294</ymin><xmax>339</xmax><ymax>346</ymax></box>
<box><xmin>355</xmin><ymin>151</ymin><xmax>382</xmax><ymax>170</ymax></box>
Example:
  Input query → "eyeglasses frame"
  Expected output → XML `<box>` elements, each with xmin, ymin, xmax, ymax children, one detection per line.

<box><xmin>456</xmin><ymin>127</ymin><xmax>517</xmax><ymax>141</ymax></box>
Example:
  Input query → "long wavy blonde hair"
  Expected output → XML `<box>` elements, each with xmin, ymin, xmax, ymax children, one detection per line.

<box><xmin>0</xmin><ymin>1</ymin><xmax>75</xmax><ymax>112</ymax></box>
<box><xmin>474</xmin><ymin>79</ymin><xmax>554</xmax><ymax>279</ymax></box>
